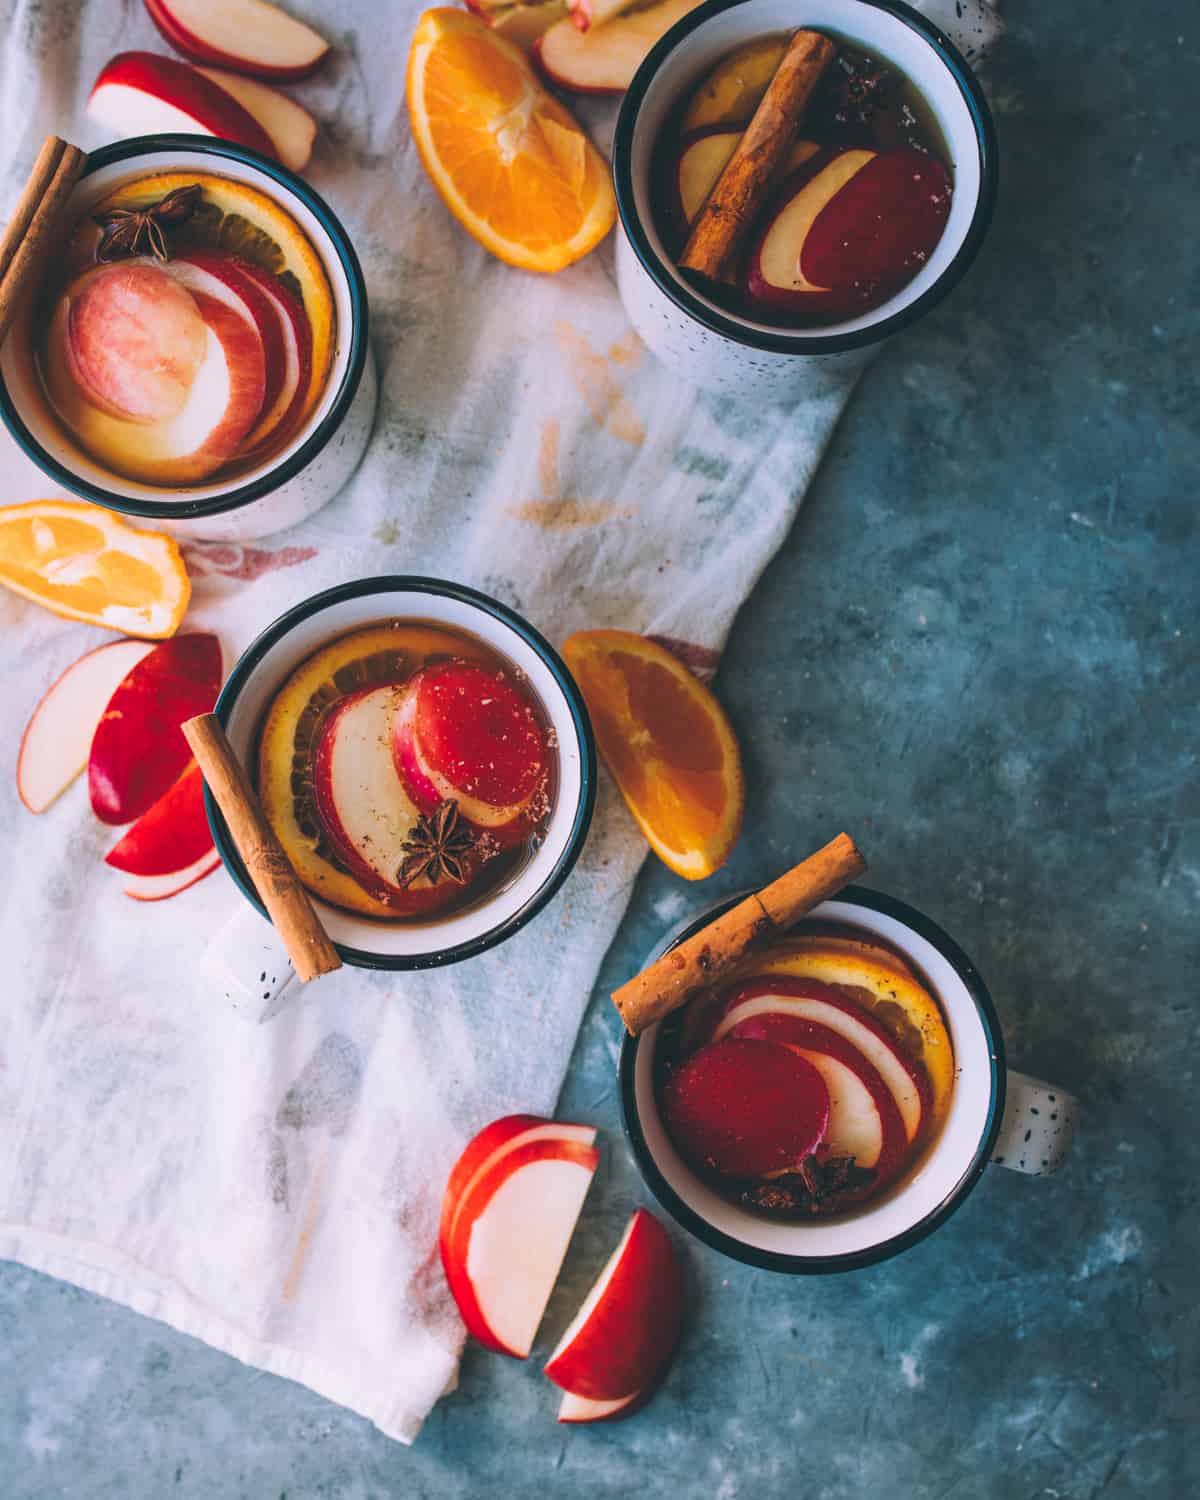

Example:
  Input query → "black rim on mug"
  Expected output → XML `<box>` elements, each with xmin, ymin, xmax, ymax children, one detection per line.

<box><xmin>0</xmin><ymin>134</ymin><xmax>369</xmax><ymax>522</ymax></box>
<box><xmin>206</xmin><ymin>576</ymin><xmax>597</xmax><ymax>970</ymax></box>
<box><xmin>613</xmin><ymin>0</ymin><xmax>999</xmax><ymax>357</ymax></box>
<box><xmin>618</xmin><ymin>885</ymin><xmax>1007</xmax><ymax>1272</ymax></box>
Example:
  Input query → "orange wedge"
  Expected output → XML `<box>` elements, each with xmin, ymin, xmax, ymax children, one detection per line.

<box><xmin>406</xmin><ymin>8</ymin><xmax>617</xmax><ymax>273</ymax></box>
<box><xmin>0</xmin><ymin>501</ymin><xmax>190</xmax><ymax>638</ymax></box>
<box><xmin>563</xmin><ymin>630</ymin><xmax>743</xmax><ymax>879</ymax></box>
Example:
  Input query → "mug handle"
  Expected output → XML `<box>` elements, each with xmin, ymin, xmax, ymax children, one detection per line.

<box><xmin>991</xmin><ymin>1070</ymin><xmax>1077</xmax><ymax>1176</ymax></box>
<box><xmin>201</xmin><ymin>903</ymin><xmax>300</xmax><ymax>1023</ymax></box>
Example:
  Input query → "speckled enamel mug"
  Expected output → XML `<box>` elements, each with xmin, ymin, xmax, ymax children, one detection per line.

<box><xmin>612</xmin><ymin>0</ymin><xmax>998</xmax><ymax>400</ymax></box>
<box><xmin>0</xmin><ymin>135</ymin><xmax>375</xmax><ymax>542</ymax></box>
<box><xmin>620</xmin><ymin>887</ymin><xmax>1077</xmax><ymax>1273</ymax></box>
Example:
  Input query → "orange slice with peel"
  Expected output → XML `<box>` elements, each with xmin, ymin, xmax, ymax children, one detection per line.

<box><xmin>406</xmin><ymin>8</ymin><xmax>616</xmax><ymax>273</ymax></box>
<box><xmin>562</xmin><ymin>630</ymin><xmax>743</xmax><ymax>880</ymax></box>
<box><xmin>0</xmin><ymin>501</ymin><xmax>190</xmax><ymax>638</ymax></box>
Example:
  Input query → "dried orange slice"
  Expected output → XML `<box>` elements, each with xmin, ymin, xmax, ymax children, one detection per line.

<box><xmin>406</xmin><ymin>8</ymin><xmax>617</xmax><ymax>273</ymax></box>
<box><xmin>0</xmin><ymin>500</ymin><xmax>190</xmax><ymax>637</ymax></box>
<box><xmin>563</xmin><ymin>630</ymin><xmax>743</xmax><ymax>879</ymax></box>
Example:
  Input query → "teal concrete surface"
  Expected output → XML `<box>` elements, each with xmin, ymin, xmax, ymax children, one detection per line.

<box><xmin>0</xmin><ymin>0</ymin><xmax>1193</xmax><ymax>1494</ymax></box>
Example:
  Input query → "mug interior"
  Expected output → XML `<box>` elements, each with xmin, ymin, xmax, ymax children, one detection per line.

<box><xmin>0</xmin><ymin>137</ymin><xmax>363</xmax><ymax>517</ymax></box>
<box><xmin>210</xmin><ymin>578</ymin><xmax>594</xmax><ymax>968</ymax></box>
<box><xmin>622</xmin><ymin>888</ymin><xmax>1005</xmax><ymax>1270</ymax></box>
<box><xmin>617</xmin><ymin>0</ymin><xmax>994</xmax><ymax>350</ymax></box>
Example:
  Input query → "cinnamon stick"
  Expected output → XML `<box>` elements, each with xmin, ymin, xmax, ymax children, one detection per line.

<box><xmin>679</xmin><ymin>29</ymin><xmax>837</xmax><ymax>286</ymax></box>
<box><xmin>0</xmin><ymin>135</ymin><xmax>86</xmax><ymax>347</ymax></box>
<box><xmin>183</xmin><ymin>714</ymin><xmax>342</xmax><ymax>985</ymax></box>
<box><xmin>612</xmin><ymin>832</ymin><xmax>866</xmax><ymax>1036</ymax></box>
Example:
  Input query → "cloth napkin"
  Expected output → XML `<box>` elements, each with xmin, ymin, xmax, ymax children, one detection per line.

<box><xmin>0</xmin><ymin>0</ymin><xmax>1001</xmax><ymax>1444</ymax></box>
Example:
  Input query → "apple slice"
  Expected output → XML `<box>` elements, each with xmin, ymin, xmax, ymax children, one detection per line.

<box><xmin>566</xmin><ymin>0</ymin><xmax>637</xmax><ymax>33</ymax></box>
<box><xmin>712</xmin><ymin>979</ymin><xmax>928</xmax><ymax>1142</ymax></box>
<box><xmin>17</xmin><ymin>640</ymin><xmax>155</xmax><ymax>814</ymax></box>
<box><xmin>194</xmin><ymin>66</ymin><xmax>317</xmax><ymax>171</ymax></box>
<box><xmin>557</xmin><ymin>1389</ymin><xmax>643</xmax><ymax>1423</ymax></box>
<box><xmin>124</xmin><ymin>846</ymin><xmax>221</xmax><ymax>901</ymax></box>
<box><xmin>88</xmin><ymin>632</ymin><xmax>222</xmax><ymax>825</ymax></box>
<box><xmin>545</xmin><ymin>1208</ymin><xmax>682</xmax><ymax>1401</ymax></box>
<box><xmin>534</xmin><ymin>0</ymin><xmax>705</xmax><ymax>94</ymax></box>
<box><xmin>745</xmin><ymin>147</ymin><xmax>953</xmax><ymax>321</ymax></box>
<box><xmin>167</xmin><ymin>251</ymin><xmax>285</xmax><ymax>421</ymax></box>
<box><xmin>489</xmin><ymin>1</ymin><xmax>569</xmax><ymax>49</ymax></box>
<box><xmin>441</xmin><ymin>1135</ymin><xmax>599</xmax><ymax>1357</ymax></box>
<box><xmin>231</xmin><ymin>260</ymin><xmax>311</xmax><ymax>455</ymax></box>
<box><xmin>88</xmin><ymin>51</ymin><xmax>277</xmax><ymax>158</ymax></box>
<box><xmin>660</xmin><ymin>1037</ymin><xmax>829</xmax><ymax>1179</ymax></box>
<box><xmin>144</xmin><ymin>0</ymin><xmax>330</xmax><ymax>82</ymax></box>
<box><xmin>105</xmin><ymin>762</ymin><xmax>213</xmax><ymax>875</ymax></box>
<box><xmin>442</xmin><ymin>1115</ymin><xmax>598</xmax><ymax>1246</ymax></box>
<box><xmin>670</xmin><ymin>129</ymin><xmax>819</xmax><ymax>235</ymax></box>
<box><xmin>679</xmin><ymin>34</ymin><xmax>789</xmax><ymax>132</ymax></box>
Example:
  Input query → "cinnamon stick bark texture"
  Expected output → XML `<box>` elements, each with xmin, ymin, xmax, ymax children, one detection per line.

<box><xmin>679</xmin><ymin>29</ymin><xmax>837</xmax><ymax>285</ymax></box>
<box><xmin>0</xmin><ymin>135</ymin><xmax>86</xmax><ymax>346</ymax></box>
<box><xmin>612</xmin><ymin>832</ymin><xmax>866</xmax><ymax>1036</ymax></box>
<box><xmin>183</xmin><ymin>713</ymin><xmax>343</xmax><ymax>985</ymax></box>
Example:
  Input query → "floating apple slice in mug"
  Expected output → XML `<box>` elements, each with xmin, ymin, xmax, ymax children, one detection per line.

<box><xmin>194</xmin><ymin>66</ymin><xmax>318</xmax><ymax>171</ymax></box>
<box><xmin>88</xmin><ymin>51</ymin><xmax>278</xmax><ymax>157</ymax></box>
<box><xmin>17</xmin><ymin>639</ymin><xmax>155</xmax><ymax>814</ymax></box>
<box><xmin>167</xmin><ymin>251</ymin><xmax>285</xmax><ymax>420</ymax></box>
<box><xmin>143</xmin><ymin>0</ymin><xmax>330</xmax><ymax>82</ymax></box>
<box><xmin>231</xmin><ymin>259</ymin><xmax>312</xmax><ymax>456</ymax></box>
<box><xmin>545</xmin><ymin>1208</ymin><xmax>682</xmax><ymax>1401</ymax></box>
<box><xmin>670</xmin><ymin>129</ymin><xmax>819</xmax><ymax>237</ymax></box>
<box><xmin>441</xmin><ymin>1130</ymin><xmax>599</xmax><ymax>1357</ymax></box>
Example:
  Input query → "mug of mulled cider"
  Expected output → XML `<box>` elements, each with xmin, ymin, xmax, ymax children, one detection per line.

<box><xmin>0</xmin><ymin>134</ymin><xmax>374</xmax><ymax>542</ymax></box>
<box><xmin>612</xmin><ymin>0</ymin><xmax>998</xmax><ymax>400</ymax></box>
<box><xmin>620</xmin><ymin>888</ymin><xmax>1077</xmax><ymax>1272</ymax></box>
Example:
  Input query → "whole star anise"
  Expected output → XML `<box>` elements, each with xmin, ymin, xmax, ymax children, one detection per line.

<box><xmin>397</xmin><ymin>799</ymin><xmax>474</xmax><ymax>888</ymax></box>
<box><xmin>93</xmin><ymin>184</ymin><xmax>203</xmax><ymax>264</ymax></box>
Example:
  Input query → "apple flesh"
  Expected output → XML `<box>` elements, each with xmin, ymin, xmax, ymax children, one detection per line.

<box><xmin>88</xmin><ymin>51</ymin><xmax>277</xmax><ymax>158</ymax></box>
<box><xmin>566</xmin><ymin>0</ymin><xmax>637</xmax><ymax>33</ymax></box>
<box><xmin>105</xmin><ymin>762</ymin><xmax>214</xmax><ymax>876</ymax></box>
<box><xmin>544</xmin><ymin>1207</ymin><xmax>682</xmax><ymax>1401</ymax></box>
<box><xmin>535</xmin><ymin>0</ymin><xmax>706</xmax><ymax>94</ymax></box>
<box><xmin>229</xmin><ymin>258</ymin><xmax>311</xmax><ymax>454</ymax></box>
<box><xmin>557</xmin><ymin>1388</ymin><xmax>644</xmax><ymax>1423</ymax></box>
<box><xmin>167</xmin><ymin>251</ymin><xmax>285</xmax><ymax>420</ymax></box>
<box><xmin>745</xmin><ymin>146</ymin><xmax>953</xmax><ymax>321</ymax></box>
<box><xmin>671</xmin><ymin>129</ymin><xmax>819</xmax><ymax>235</ymax></box>
<box><xmin>660</xmin><ymin>1037</ymin><xmax>830</xmax><ymax>1179</ymax></box>
<box><xmin>679</xmin><ymin>34</ymin><xmax>789</xmax><ymax>132</ymax></box>
<box><xmin>123</xmin><ymin>846</ymin><xmax>221</xmax><ymax>901</ymax></box>
<box><xmin>143</xmin><ymin>0</ymin><xmax>330</xmax><ymax>82</ymax></box>
<box><xmin>88</xmin><ymin>632</ymin><xmax>222</xmax><ymax>825</ymax></box>
<box><xmin>194</xmin><ymin>66</ymin><xmax>317</xmax><ymax>171</ymax></box>
<box><xmin>17</xmin><ymin>639</ymin><xmax>154</xmax><ymax>814</ymax></box>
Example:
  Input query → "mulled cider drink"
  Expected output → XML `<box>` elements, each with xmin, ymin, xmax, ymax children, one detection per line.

<box><xmin>655</xmin><ymin>923</ymin><xmax>955</xmax><ymax>1218</ymax></box>
<box><xmin>661</xmin><ymin>27</ymin><xmax>953</xmax><ymax>324</ymax></box>
<box><xmin>257</xmin><ymin>621</ymin><xmax>557</xmax><ymax>921</ymax></box>
<box><xmin>37</xmin><ymin>170</ymin><xmax>335</xmax><ymax>486</ymax></box>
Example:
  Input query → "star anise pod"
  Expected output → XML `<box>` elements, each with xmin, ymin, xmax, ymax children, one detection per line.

<box><xmin>93</xmin><ymin>184</ymin><xmax>203</xmax><ymax>264</ymax></box>
<box><xmin>397</xmin><ymin>799</ymin><xmax>474</xmax><ymax>888</ymax></box>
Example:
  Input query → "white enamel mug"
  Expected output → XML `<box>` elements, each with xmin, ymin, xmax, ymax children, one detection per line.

<box><xmin>0</xmin><ymin>134</ymin><xmax>376</xmax><ymax>542</ymax></box>
<box><xmin>612</xmin><ymin>0</ymin><xmax>999</xmax><ymax>400</ymax></box>
<box><xmin>620</xmin><ymin>888</ymin><xmax>1077</xmax><ymax>1272</ymax></box>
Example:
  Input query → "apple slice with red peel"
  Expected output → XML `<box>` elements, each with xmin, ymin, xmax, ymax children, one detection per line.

<box><xmin>391</xmin><ymin>661</ymin><xmax>549</xmax><ymax>841</ymax></box>
<box><xmin>745</xmin><ymin>147</ymin><xmax>953</xmax><ymax>321</ymax></box>
<box><xmin>712</xmin><ymin>979</ymin><xmax>928</xmax><ymax>1142</ymax></box>
<box><xmin>566</xmin><ymin>0</ymin><xmax>637</xmax><ymax>33</ymax></box>
<box><xmin>231</xmin><ymin>260</ymin><xmax>311</xmax><ymax>455</ymax></box>
<box><xmin>124</xmin><ymin>845</ymin><xmax>221</xmax><ymax>901</ymax></box>
<box><xmin>194</xmin><ymin>66</ymin><xmax>317</xmax><ymax>171</ymax></box>
<box><xmin>144</xmin><ymin>0</ymin><xmax>330</xmax><ymax>82</ymax></box>
<box><xmin>441</xmin><ymin>1115</ymin><xmax>598</xmax><ymax>1246</ymax></box>
<box><xmin>441</xmin><ymin>1135</ymin><xmax>599</xmax><ymax>1357</ymax></box>
<box><xmin>660</xmin><ymin>1037</ymin><xmax>830</xmax><ymax>1179</ymax></box>
<box><xmin>17</xmin><ymin>639</ymin><xmax>155</xmax><ymax>814</ymax></box>
<box><xmin>534</xmin><ymin>0</ymin><xmax>705</xmax><ymax>94</ymax></box>
<box><xmin>167</xmin><ymin>251</ymin><xmax>285</xmax><ymax>419</ymax></box>
<box><xmin>545</xmin><ymin>1207</ymin><xmax>682</xmax><ymax>1401</ymax></box>
<box><xmin>88</xmin><ymin>51</ymin><xmax>277</xmax><ymax>157</ymax></box>
<box><xmin>557</xmin><ymin>1388</ymin><xmax>644</xmax><ymax>1424</ymax></box>
<box><xmin>88</xmin><ymin>632</ymin><xmax>222</xmax><ymax>825</ymax></box>
<box><xmin>105</xmin><ymin>762</ymin><xmax>213</xmax><ymax>876</ymax></box>
<box><xmin>489</xmin><ymin>1</ymin><xmax>569</xmax><ymax>48</ymax></box>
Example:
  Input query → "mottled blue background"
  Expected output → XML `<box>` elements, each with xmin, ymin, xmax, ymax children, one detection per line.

<box><xmin>1</xmin><ymin>0</ymin><xmax>1193</xmax><ymax>1494</ymax></box>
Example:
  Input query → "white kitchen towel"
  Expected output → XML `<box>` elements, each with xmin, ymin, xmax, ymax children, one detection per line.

<box><xmin>0</xmin><ymin>0</ymin><xmax>1001</xmax><ymax>1444</ymax></box>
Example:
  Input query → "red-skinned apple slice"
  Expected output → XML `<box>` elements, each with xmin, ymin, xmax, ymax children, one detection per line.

<box><xmin>660</xmin><ymin>1037</ymin><xmax>830</xmax><ymax>1179</ymax></box>
<box><xmin>745</xmin><ymin>147</ymin><xmax>953</xmax><ymax>320</ymax></box>
<box><xmin>194</xmin><ymin>66</ymin><xmax>317</xmax><ymax>170</ymax></box>
<box><xmin>566</xmin><ymin>0</ymin><xmax>637</xmax><ymax>33</ymax></box>
<box><xmin>88</xmin><ymin>51</ymin><xmax>277</xmax><ymax>157</ymax></box>
<box><xmin>104</xmin><ymin>762</ymin><xmax>214</xmax><ymax>876</ymax></box>
<box><xmin>88</xmin><ymin>632</ymin><xmax>222</xmax><ymax>825</ymax></box>
<box><xmin>391</xmin><ymin>661</ymin><xmax>549</xmax><ymax>840</ymax></box>
<box><xmin>557</xmin><ymin>1389</ymin><xmax>644</xmax><ymax>1423</ymax></box>
<box><xmin>441</xmin><ymin>1136</ymin><xmax>599</xmax><ymax>1357</ymax></box>
<box><xmin>231</xmin><ymin>259</ymin><xmax>311</xmax><ymax>455</ymax></box>
<box><xmin>544</xmin><ymin>1207</ymin><xmax>682</xmax><ymax>1401</ymax></box>
<box><xmin>144</xmin><ymin>0</ymin><xmax>330</xmax><ymax>82</ymax></box>
<box><xmin>712</xmin><ymin>978</ymin><xmax>928</xmax><ymax>1142</ymax></box>
<box><xmin>167</xmin><ymin>251</ymin><xmax>285</xmax><ymax>419</ymax></box>
<box><xmin>534</xmin><ymin>0</ymin><xmax>705</xmax><ymax>94</ymax></box>
<box><xmin>17</xmin><ymin>639</ymin><xmax>155</xmax><ymax>814</ymax></box>
<box><xmin>311</xmin><ymin>683</ymin><xmax>473</xmax><ymax>915</ymax></box>
<box><xmin>124</xmin><ymin>846</ymin><xmax>221</xmax><ymax>901</ymax></box>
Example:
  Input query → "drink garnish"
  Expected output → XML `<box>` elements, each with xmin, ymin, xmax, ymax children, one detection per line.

<box><xmin>397</xmin><ymin>797</ymin><xmax>474</xmax><ymax>887</ymax></box>
<box><xmin>94</xmin><ymin>183</ymin><xmax>203</xmax><ymax>263</ymax></box>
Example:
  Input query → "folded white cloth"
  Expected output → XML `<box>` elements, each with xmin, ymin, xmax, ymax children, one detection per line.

<box><xmin>0</xmin><ymin>0</ymin><xmax>1001</xmax><ymax>1444</ymax></box>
